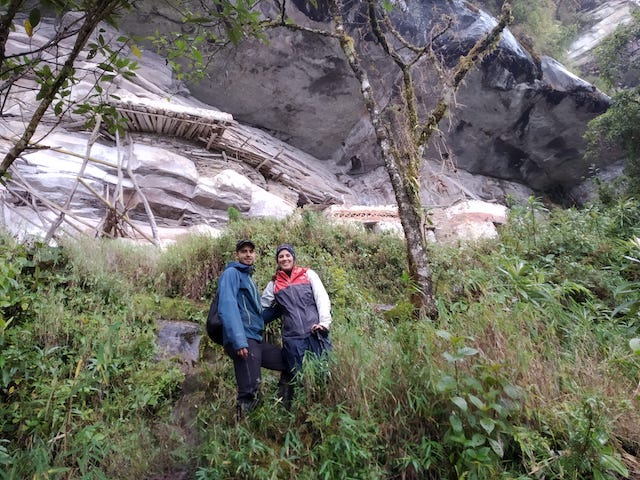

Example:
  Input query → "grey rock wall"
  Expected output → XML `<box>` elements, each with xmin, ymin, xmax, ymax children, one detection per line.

<box><xmin>119</xmin><ymin>0</ymin><xmax>618</xmax><ymax>204</ymax></box>
<box><xmin>2</xmin><ymin>1</ymin><xmax>636</xmax><ymax>245</ymax></box>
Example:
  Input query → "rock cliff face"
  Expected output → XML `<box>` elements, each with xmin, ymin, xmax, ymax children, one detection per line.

<box><xmin>0</xmin><ymin>20</ymin><xmax>350</xmax><ymax>244</ymax></box>
<box><xmin>0</xmin><ymin>1</ymin><xmax>634</xmax><ymax>244</ymax></box>
<box><xmin>118</xmin><ymin>0</ymin><xmax>615</xmax><ymax>204</ymax></box>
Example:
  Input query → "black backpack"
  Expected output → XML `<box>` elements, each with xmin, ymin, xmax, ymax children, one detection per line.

<box><xmin>205</xmin><ymin>291</ymin><xmax>224</xmax><ymax>345</ymax></box>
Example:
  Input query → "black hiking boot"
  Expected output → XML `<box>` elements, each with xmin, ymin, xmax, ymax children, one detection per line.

<box><xmin>277</xmin><ymin>382</ymin><xmax>294</xmax><ymax>411</ymax></box>
<box><xmin>236</xmin><ymin>398</ymin><xmax>259</xmax><ymax>420</ymax></box>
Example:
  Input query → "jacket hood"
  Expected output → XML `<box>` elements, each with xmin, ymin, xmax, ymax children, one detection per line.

<box><xmin>227</xmin><ymin>261</ymin><xmax>255</xmax><ymax>274</ymax></box>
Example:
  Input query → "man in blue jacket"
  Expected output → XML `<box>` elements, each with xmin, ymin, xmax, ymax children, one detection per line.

<box><xmin>217</xmin><ymin>239</ymin><xmax>287</xmax><ymax>418</ymax></box>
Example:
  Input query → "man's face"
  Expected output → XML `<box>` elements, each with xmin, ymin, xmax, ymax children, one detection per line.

<box><xmin>235</xmin><ymin>246</ymin><xmax>256</xmax><ymax>265</ymax></box>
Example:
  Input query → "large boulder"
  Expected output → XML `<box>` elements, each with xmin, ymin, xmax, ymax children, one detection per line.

<box><xmin>0</xmin><ymin>17</ymin><xmax>344</xmax><ymax>243</ymax></box>
<box><xmin>118</xmin><ymin>0</ymin><xmax>615</xmax><ymax>204</ymax></box>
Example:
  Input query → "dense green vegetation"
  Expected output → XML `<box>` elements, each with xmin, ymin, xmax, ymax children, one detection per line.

<box><xmin>585</xmin><ymin>9</ymin><xmax>640</xmax><ymax>199</ymax></box>
<box><xmin>1</xmin><ymin>201</ymin><xmax>639</xmax><ymax>479</ymax></box>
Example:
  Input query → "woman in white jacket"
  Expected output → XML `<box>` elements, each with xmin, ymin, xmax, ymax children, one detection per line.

<box><xmin>261</xmin><ymin>244</ymin><xmax>332</xmax><ymax>405</ymax></box>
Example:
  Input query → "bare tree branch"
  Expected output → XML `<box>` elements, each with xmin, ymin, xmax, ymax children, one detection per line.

<box><xmin>120</xmin><ymin>132</ymin><xmax>159</xmax><ymax>245</ymax></box>
<box><xmin>44</xmin><ymin>113</ymin><xmax>102</xmax><ymax>243</ymax></box>
<box><xmin>0</xmin><ymin>0</ymin><xmax>126</xmax><ymax>178</ymax></box>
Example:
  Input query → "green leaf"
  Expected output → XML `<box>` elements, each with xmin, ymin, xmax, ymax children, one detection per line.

<box><xmin>468</xmin><ymin>394</ymin><xmax>485</xmax><ymax>409</ymax></box>
<box><xmin>488</xmin><ymin>438</ymin><xmax>504</xmax><ymax>457</ymax></box>
<box><xmin>457</xmin><ymin>347</ymin><xmax>479</xmax><ymax>357</ymax></box>
<box><xmin>193</xmin><ymin>48</ymin><xmax>202</xmax><ymax>64</ymax></box>
<box><xmin>436</xmin><ymin>375</ymin><xmax>457</xmax><ymax>392</ymax></box>
<box><xmin>443</xmin><ymin>352</ymin><xmax>457</xmax><ymax>363</ymax></box>
<box><xmin>451</xmin><ymin>396</ymin><xmax>468</xmax><ymax>412</ymax></box>
<box><xmin>29</xmin><ymin>8</ymin><xmax>41</xmax><ymax>29</ymax></box>
<box><xmin>73</xmin><ymin>104</ymin><xmax>91</xmax><ymax>114</ymax></box>
<box><xmin>599</xmin><ymin>453</ymin><xmax>629</xmax><ymax>475</ymax></box>
<box><xmin>490</xmin><ymin>402</ymin><xmax>506</xmax><ymax>416</ymax></box>
<box><xmin>467</xmin><ymin>433</ymin><xmax>486</xmax><ymax>447</ymax></box>
<box><xmin>503</xmin><ymin>384</ymin><xmax>523</xmax><ymax>399</ymax></box>
<box><xmin>480</xmin><ymin>417</ymin><xmax>495</xmax><ymax>434</ymax></box>
<box><xmin>449</xmin><ymin>413</ymin><xmax>463</xmax><ymax>433</ymax></box>
<box><xmin>97</xmin><ymin>63</ymin><xmax>114</xmax><ymax>72</ymax></box>
<box><xmin>436</xmin><ymin>330</ymin><xmax>451</xmax><ymax>340</ymax></box>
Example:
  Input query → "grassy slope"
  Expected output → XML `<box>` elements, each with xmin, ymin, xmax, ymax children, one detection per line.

<box><xmin>1</xmin><ymin>204</ymin><xmax>639</xmax><ymax>479</ymax></box>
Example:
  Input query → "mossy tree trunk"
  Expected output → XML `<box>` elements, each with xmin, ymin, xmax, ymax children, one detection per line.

<box><xmin>327</xmin><ymin>0</ymin><xmax>513</xmax><ymax>318</ymax></box>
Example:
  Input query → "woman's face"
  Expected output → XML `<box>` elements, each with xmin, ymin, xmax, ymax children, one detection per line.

<box><xmin>277</xmin><ymin>250</ymin><xmax>295</xmax><ymax>271</ymax></box>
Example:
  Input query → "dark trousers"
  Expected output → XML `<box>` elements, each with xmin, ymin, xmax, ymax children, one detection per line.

<box><xmin>280</xmin><ymin>332</ymin><xmax>332</xmax><ymax>409</ymax></box>
<box><xmin>283</xmin><ymin>331</ymin><xmax>332</xmax><ymax>376</ymax></box>
<box><xmin>224</xmin><ymin>338</ymin><xmax>287</xmax><ymax>407</ymax></box>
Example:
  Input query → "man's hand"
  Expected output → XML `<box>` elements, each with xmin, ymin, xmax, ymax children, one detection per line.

<box><xmin>237</xmin><ymin>347</ymin><xmax>249</xmax><ymax>359</ymax></box>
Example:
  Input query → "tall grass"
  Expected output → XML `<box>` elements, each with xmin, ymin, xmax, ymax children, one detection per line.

<box><xmin>1</xmin><ymin>201</ymin><xmax>639</xmax><ymax>479</ymax></box>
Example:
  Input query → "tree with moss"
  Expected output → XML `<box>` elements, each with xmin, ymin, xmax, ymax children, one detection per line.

<box><xmin>261</xmin><ymin>0</ymin><xmax>512</xmax><ymax>317</ymax></box>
